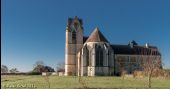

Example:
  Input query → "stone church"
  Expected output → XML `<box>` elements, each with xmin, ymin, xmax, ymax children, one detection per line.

<box><xmin>65</xmin><ymin>16</ymin><xmax>161</xmax><ymax>76</ymax></box>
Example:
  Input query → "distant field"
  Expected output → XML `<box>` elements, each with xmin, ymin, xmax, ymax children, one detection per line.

<box><xmin>1</xmin><ymin>75</ymin><xmax>170</xmax><ymax>89</ymax></box>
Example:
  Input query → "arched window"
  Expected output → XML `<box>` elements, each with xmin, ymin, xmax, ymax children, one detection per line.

<box><xmin>72</xmin><ymin>31</ymin><xmax>76</xmax><ymax>43</ymax></box>
<box><xmin>95</xmin><ymin>46</ymin><xmax>103</xmax><ymax>66</ymax></box>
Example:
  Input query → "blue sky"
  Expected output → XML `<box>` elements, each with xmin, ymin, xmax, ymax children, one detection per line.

<box><xmin>2</xmin><ymin>0</ymin><xmax>170</xmax><ymax>72</ymax></box>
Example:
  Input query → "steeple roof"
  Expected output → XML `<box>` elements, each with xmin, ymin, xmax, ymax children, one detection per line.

<box><xmin>86</xmin><ymin>27</ymin><xmax>109</xmax><ymax>43</ymax></box>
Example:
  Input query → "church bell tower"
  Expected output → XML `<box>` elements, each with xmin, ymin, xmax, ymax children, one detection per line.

<box><xmin>65</xmin><ymin>16</ymin><xmax>84</xmax><ymax>76</ymax></box>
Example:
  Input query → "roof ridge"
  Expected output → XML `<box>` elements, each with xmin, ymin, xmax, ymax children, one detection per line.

<box><xmin>85</xmin><ymin>27</ymin><xmax>108</xmax><ymax>43</ymax></box>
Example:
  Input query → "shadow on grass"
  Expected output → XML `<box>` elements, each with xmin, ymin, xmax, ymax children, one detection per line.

<box><xmin>76</xmin><ymin>87</ymin><xmax>157</xmax><ymax>89</ymax></box>
<box><xmin>1</xmin><ymin>78</ymin><xmax>23</xmax><ymax>82</ymax></box>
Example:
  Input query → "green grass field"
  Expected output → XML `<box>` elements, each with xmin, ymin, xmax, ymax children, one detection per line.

<box><xmin>1</xmin><ymin>75</ymin><xmax>170</xmax><ymax>89</ymax></box>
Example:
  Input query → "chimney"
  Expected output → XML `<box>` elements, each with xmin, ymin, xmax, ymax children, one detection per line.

<box><xmin>145</xmin><ymin>43</ymin><xmax>149</xmax><ymax>48</ymax></box>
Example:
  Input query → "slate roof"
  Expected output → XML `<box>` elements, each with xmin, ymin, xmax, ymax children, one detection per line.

<box><xmin>111</xmin><ymin>44</ymin><xmax>161</xmax><ymax>55</ymax></box>
<box><xmin>85</xmin><ymin>27</ymin><xmax>109</xmax><ymax>43</ymax></box>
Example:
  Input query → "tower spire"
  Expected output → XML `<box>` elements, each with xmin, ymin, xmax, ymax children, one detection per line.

<box><xmin>65</xmin><ymin>16</ymin><xmax>84</xmax><ymax>76</ymax></box>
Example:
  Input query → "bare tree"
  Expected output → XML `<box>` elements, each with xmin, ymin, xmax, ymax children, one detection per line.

<box><xmin>141</xmin><ymin>48</ymin><xmax>161</xmax><ymax>88</ymax></box>
<box><xmin>33</xmin><ymin>60</ymin><xmax>45</xmax><ymax>67</ymax></box>
<box><xmin>9</xmin><ymin>68</ymin><xmax>19</xmax><ymax>73</ymax></box>
<box><xmin>33</xmin><ymin>60</ymin><xmax>54</xmax><ymax>73</ymax></box>
<box><xmin>56</xmin><ymin>61</ymin><xmax>64</xmax><ymax>72</ymax></box>
<box><xmin>163</xmin><ymin>68</ymin><xmax>170</xmax><ymax>79</ymax></box>
<box><xmin>1</xmin><ymin>65</ymin><xmax>8</xmax><ymax>73</ymax></box>
<box><xmin>33</xmin><ymin>60</ymin><xmax>45</xmax><ymax>73</ymax></box>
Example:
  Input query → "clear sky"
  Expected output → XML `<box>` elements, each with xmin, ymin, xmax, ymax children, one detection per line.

<box><xmin>2</xmin><ymin>0</ymin><xmax>170</xmax><ymax>72</ymax></box>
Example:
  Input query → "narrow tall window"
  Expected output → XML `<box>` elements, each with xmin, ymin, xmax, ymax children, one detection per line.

<box><xmin>72</xmin><ymin>31</ymin><xmax>76</xmax><ymax>43</ymax></box>
<box><xmin>96</xmin><ymin>48</ymin><xmax>100</xmax><ymax>66</ymax></box>
<box><xmin>89</xmin><ymin>50</ymin><xmax>92</xmax><ymax>66</ymax></box>
<box><xmin>95</xmin><ymin>46</ymin><xmax>103</xmax><ymax>66</ymax></box>
<box><xmin>100</xmin><ymin>51</ymin><xmax>103</xmax><ymax>66</ymax></box>
<box><xmin>86</xmin><ymin>48</ymin><xmax>89</xmax><ymax>66</ymax></box>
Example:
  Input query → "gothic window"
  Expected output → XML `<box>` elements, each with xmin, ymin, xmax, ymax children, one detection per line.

<box><xmin>108</xmin><ymin>51</ymin><xmax>111</xmax><ymax>66</ymax></box>
<box><xmin>100</xmin><ymin>50</ymin><xmax>103</xmax><ymax>66</ymax></box>
<box><xmin>74</xmin><ymin>22</ymin><xmax>79</xmax><ymax>30</ymax></box>
<box><xmin>95</xmin><ymin>46</ymin><xmax>103</xmax><ymax>66</ymax></box>
<box><xmin>89</xmin><ymin>50</ymin><xmax>92</xmax><ymax>66</ymax></box>
<box><xmin>96</xmin><ymin>48</ymin><xmax>100</xmax><ymax>66</ymax></box>
<box><xmin>86</xmin><ymin>48</ymin><xmax>89</xmax><ymax>66</ymax></box>
<box><xmin>72</xmin><ymin>31</ymin><xmax>76</xmax><ymax>43</ymax></box>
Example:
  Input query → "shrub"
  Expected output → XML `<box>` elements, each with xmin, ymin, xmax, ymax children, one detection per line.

<box><xmin>28</xmin><ymin>72</ymin><xmax>41</xmax><ymax>75</ymax></box>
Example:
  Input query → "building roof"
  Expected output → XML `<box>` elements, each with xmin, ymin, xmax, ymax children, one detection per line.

<box><xmin>111</xmin><ymin>44</ymin><xmax>161</xmax><ymax>55</ymax></box>
<box><xmin>85</xmin><ymin>27</ymin><xmax>109</xmax><ymax>43</ymax></box>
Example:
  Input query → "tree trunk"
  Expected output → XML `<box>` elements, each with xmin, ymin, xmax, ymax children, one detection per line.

<box><xmin>148</xmin><ymin>71</ymin><xmax>152</xmax><ymax>88</ymax></box>
<box><xmin>148</xmin><ymin>75</ymin><xmax>151</xmax><ymax>88</ymax></box>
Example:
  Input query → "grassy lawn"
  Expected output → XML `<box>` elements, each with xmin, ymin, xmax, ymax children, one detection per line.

<box><xmin>1</xmin><ymin>75</ymin><xmax>170</xmax><ymax>89</ymax></box>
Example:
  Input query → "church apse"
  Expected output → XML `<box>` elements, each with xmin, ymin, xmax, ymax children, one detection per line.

<box><xmin>64</xmin><ymin>16</ymin><xmax>161</xmax><ymax>76</ymax></box>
